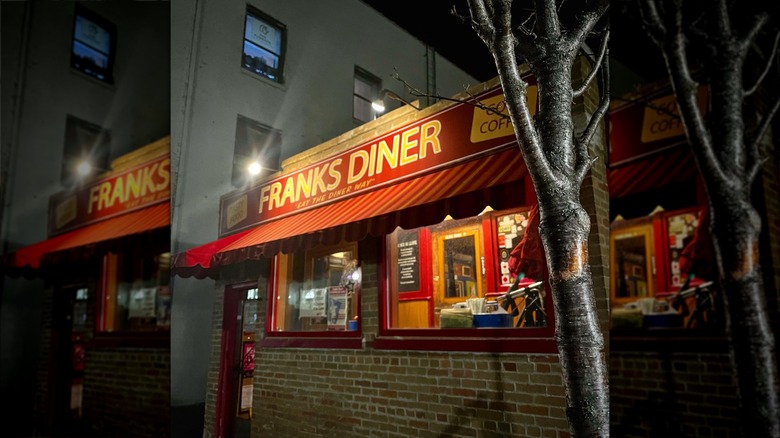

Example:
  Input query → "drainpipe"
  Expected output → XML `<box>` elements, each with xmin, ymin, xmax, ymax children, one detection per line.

<box><xmin>425</xmin><ymin>45</ymin><xmax>436</xmax><ymax>108</ymax></box>
<box><xmin>1</xmin><ymin>0</ymin><xmax>34</xmax><ymax>255</ymax></box>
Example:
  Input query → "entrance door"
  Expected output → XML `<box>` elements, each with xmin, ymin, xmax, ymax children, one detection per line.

<box><xmin>52</xmin><ymin>286</ymin><xmax>90</xmax><ymax>436</ymax></box>
<box><xmin>216</xmin><ymin>286</ymin><xmax>259</xmax><ymax>438</ymax></box>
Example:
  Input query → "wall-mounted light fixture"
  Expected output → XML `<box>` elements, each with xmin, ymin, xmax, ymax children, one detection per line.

<box><xmin>371</xmin><ymin>89</ymin><xmax>421</xmax><ymax>114</ymax></box>
<box><xmin>75</xmin><ymin>159</ymin><xmax>108</xmax><ymax>178</ymax></box>
<box><xmin>247</xmin><ymin>161</ymin><xmax>281</xmax><ymax>176</ymax></box>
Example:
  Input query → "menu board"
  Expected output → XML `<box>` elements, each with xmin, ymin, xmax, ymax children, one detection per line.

<box><xmin>397</xmin><ymin>230</ymin><xmax>420</xmax><ymax>292</ymax></box>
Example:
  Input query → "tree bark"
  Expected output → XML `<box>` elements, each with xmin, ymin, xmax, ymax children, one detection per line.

<box><xmin>466</xmin><ymin>1</ymin><xmax>611</xmax><ymax>434</ymax></box>
<box><xmin>710</xmin><ymin>189</ymin><xmax>779</xmax><ymax>438</ymax></box>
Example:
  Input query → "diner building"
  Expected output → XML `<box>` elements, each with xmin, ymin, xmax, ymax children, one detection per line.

<box><xmin>607</xmin><ymin>82</ymin><xmax>780</xmax><ymax>437</ymax></box>
<box><xmin>170</xmin><ymin>1</ymin><xmax>610</xmax><ymax>436</ymax></box>
<box><xmin>0</xmin><ymin>2</ymin><xmax>170</xmax><ymax>436</ymax></box>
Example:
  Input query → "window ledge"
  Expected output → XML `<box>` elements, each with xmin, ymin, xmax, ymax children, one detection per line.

<box><xmin>239</xmin><ymin>66</ymin><xmax>286</xmax><ymax>91</ymax></box>
<box><xmin>89</xmin><ymin>331</ymin><xmax>170</xmax><ymax>349</ymax></box>
<box><xmin>260</xmin><ymin>334</ymin><xmax>362</xmax><ymax>349</ymax></box>
<box><xmin>373</xmin><ymin>332</ymin><xmax>557</xmax><ymax>354</ymax></box>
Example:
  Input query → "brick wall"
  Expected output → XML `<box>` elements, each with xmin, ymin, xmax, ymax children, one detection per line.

<box><xmin>252</xmin><ymin>350</ymin><xmax>567</xmax><ymax>438</ymax></box>
<box><xmin>610</xmin><ymin>350</ymin><xmax>740</xmax><ymax>437</ymax></box>
<box><xmin>199</xmin><ymin>243</ymin><xmax>572</xmax><ymax>438</ymax></box>
<box><xmin>203</xmin><ymin>285</ymin><xmax>225</xmax><ymax>437</ymax></box>
<box><xmin>83</xmin><ymin>347</ymin><xmax>171</xmax><ymax>437</ymax></box>
<box><xmin>32</xmin><ymin>286</ymin><xmax>55</xmax><ymax>435</ymax></box>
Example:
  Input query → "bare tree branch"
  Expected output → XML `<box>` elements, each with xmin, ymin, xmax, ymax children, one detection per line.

<box><xmin>468</xmin><ymin>0</ymin><xmax>551</xmax><ymax>183</ymax></box>
<box><xmin>390</xmin><ymin>71</ymin><xmax>512</xmax><ymax>121</ymax></box>
<box><xmin>538</xmin><ymin>0</ymin><xmax>561</xmax><ymax>40</ymax></box>
<box><xmin>747</xmin><ymin>91</ymin><xmax>780</xmax><ymax>183</ymax></box>
<box><xmin>738</xmin><ymin>11</ymin><xmax>770</xmax><ymax>54</ymax></box>
<box><xmin>659</xmin><ymin>0</ymin><xmax>728</xmax><ymax>184</ymax></box>
<box><xmin>638</xmin><ymin>0</ymin><xmax>667</xmax><ymax>47</ymax></box>
<box><xmin>745</xmin><ymin>31</ymin><xmax>780</xmax><ymax>97</ymax></box>
<box><xmin>566</xmin><ymin>0</ymin><xmax>609</xmax><ymax>56</ymax></box>
<box><xmin>576</xmin><ymin>44</ymin><xmax>610</xmax><ymax>185</ymax></box>
<box><xmin>573</xmin><ymin>29</ymin><xmax>609</xmax><ymax>99</ymax></box>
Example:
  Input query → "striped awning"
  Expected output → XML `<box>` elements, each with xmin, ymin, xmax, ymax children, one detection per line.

<box><xmin>3</xmin><ymin>202</ymin><xmax>169</xmax><ymax>276</ymax></box>
<box><xmin>174</xmin><ymin>149</ymin><xmax>528</xmax><ymax>278</ymax></box>
<box><xmin>608</xmin><ymin>145</ymin><xmax>697</xmax><ymax>199</ymax></box>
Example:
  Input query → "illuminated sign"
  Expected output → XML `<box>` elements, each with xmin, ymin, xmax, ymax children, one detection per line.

<box><xmin>610</xmin><ymin>86</ymin><xmax>707</xmax><ymax>166</ymax></box>
<box><xmin>48</xmin><ymin>154</ymin><xmax>170</xmax><ymax>236</ymax></box>
<box><xmin>219</xmin><ymin>82</ymin><xmax>537</xmax><ymax>237</ymax></box>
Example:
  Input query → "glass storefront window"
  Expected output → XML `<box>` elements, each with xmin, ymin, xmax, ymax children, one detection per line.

<box><xmin>385</xmin><ymin>208</ymin><xmax>549</xmax><ymax>331</ymax></box>
<box><xmin>271</xmin><ymin>242</ymin><xmax>360</xmax><ymax>333</ymax></box>
<box><xmin>100</xmin><ymin>251</ymin><xmax>171</xmax><ymax>332</ymax></box>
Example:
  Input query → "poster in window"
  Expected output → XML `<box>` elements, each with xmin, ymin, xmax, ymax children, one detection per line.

<box><xmin>243</xmin><ymin>300</ymin><xmax>258</xmax><ymax>332</ymax></box>
<box><xmin>240</xmin><ymin>381</ymin><xmax>253</xmax><ymax>411</ymax></box>
<box><xmin>128</xmin><ymin>287</ymin><xmax>157</xmax><ymax>318</ymax></box>
<box><xmin>396</xmin><ymin>229</ymin><xmax>420</xmax><ymax>292</ymax></box>
<box><xmin>495</xmin><ymin>211</ymin><xmax>529</xmax><ymax>287</ymax></box>
<box><xmin>327</xmin><ymin>286</ymin><xmax>348</xmax><ymax>330</ymax></box>
<box><xmin>299</xmin><ymin>288</ymin><xmax>327</xmax><ymax>318</ymax></box>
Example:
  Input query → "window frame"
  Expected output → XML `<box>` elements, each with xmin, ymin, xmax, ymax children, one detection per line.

<box><xmin>232</xmin><ymin>115</ymin><xmax>282</xmax><ymax>188</ymax></box>
<box><xmin>70</xmin><ymin>4</ymin><xmax>116</xmax><ymax>84</ymax></box>
<box><xmin>61</xmin><ymin>115</ymin><xmax>111</xmax><ymax>186</ymax></box>
<box><xmin>96</xmin><ymin>249</ymin><xmax>171</xmax><ymax>336</ymax></box>
<box><xmin>241</xmin><ymin>5</ymin><xmax>287</xmax><ymax>83</ymax></box>
<box><xmin>353</xmin><ymin>66</ymin><xmax>382</xmax><ymax>123</ymax></box>
<box><xmin>375</xmin><ymin>206</ymin><xmax>558</xmax><ymax>354</ymax></box>
<box><xmin>261</xmin><ymin>241</ymin><xmax>363</xmax><ymax>349</ymax></box>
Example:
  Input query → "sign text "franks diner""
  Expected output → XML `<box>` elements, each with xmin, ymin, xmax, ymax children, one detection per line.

<box><xmin>259</xmin><ymin>121</ymin><xmax>441</xmax><ymax>213</ymax></box>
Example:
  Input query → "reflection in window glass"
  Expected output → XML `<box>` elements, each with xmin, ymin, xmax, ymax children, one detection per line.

<box><xmin>272</xmin><ymin>243</ymin><xmax>360</xmax><ymax>332</ymax></box>
<box><xmin>614</xmin><ymin>235</ymin><xmax>649</xmax><ymax>299</ymax></box>
<box><xmin>71</xmin><ymin>6</ymin><xmax>115</xmax><ymax>83</ymax></box>
<box><xmin>242</xmin><ymin>7</ymin><xmax>285</xmax><ymax>82</ymax></box>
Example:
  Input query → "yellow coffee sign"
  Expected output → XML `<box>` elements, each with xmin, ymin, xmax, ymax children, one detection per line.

<box><xmin>641</xmin><ymin>87</ymin><xmax>707</xmax><ymax>144</ymax></box>
<box><xmin>470</xmin><ymin>86</ymin><xmax>537</xmax><ymax>143</ymax></box>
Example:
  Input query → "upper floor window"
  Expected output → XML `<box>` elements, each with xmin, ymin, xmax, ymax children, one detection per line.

<box><xmin>61</xmin><ymin>115</ymin><xmax>110</xmax><ymax>186</ymax></box>
<box><xmin>71</xmin><ymin>5</ymin><xmax>116</xmax><ymax>84</ymax></box>
<box><xmin>242</xmin><ymin>6</ymin><xmax>286</xmax><ymax>83</ymax></box>
<box><xmin>353</xmin><ymin>66</ymin><xmax>381</xmax><ymax>123</ymax></box>
<box><xmin>232</xmin><ymin>115</ymin><xmax>282</xmax><ymax>187</ymax></box>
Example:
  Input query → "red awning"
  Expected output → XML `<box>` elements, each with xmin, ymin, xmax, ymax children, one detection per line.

<box><xmin>174</xmin><ymin>149</ymin><xmax>528</xmax><ymax>278</ymax></box>
<box><xmin>608</xmin><ymin>145</ymin><xmax>697</xmax><ymax>199</ymax></box>
<box><xmin>4</xmin><ymin>202</ymin><xmax>169</xmax><ymax>276</ymax></box>
<box><xmin>171</xmin><ymin>229</ymin><xmax>253</xmax><ymax>279</ymax></box>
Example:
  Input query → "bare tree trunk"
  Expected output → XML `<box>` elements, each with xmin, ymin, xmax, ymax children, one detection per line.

<box><xmin>464</xmin><ymin>1</ymin><xmax>610</xmax><ymax>435</ymax></box>
<box><xmin>711</xmin><ymin>193</ymin><xmax>779</xmax><ymax>437</ymax></box>
<box><xmin>639</xmin><ymin>0</ymin><xmax>780</xmax><ymax>435</ymax></box>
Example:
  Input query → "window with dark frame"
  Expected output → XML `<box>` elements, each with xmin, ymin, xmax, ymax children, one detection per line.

<box><xmin>61</xmin><ymin>115</ymin><xmax>111</xmax><ymax>186</ymax></box>
<box><xmin>232</xmin><ymin>115</ymin><xmax>282</xmax><ymax>187</ymax></box>
<box><xmin>242</xmin><ymin>6</ymin><xmax>286</xmax><ymax>82</ymax></box>
<box><xmin>70</xmin><ymin>4</ymin><xmax>116</xmax><ymax>84</ymax></box>
<box><xmin>353</xmin><ymin>66</ymin><xmax>382</xmax><ymax>123</ymax></box>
